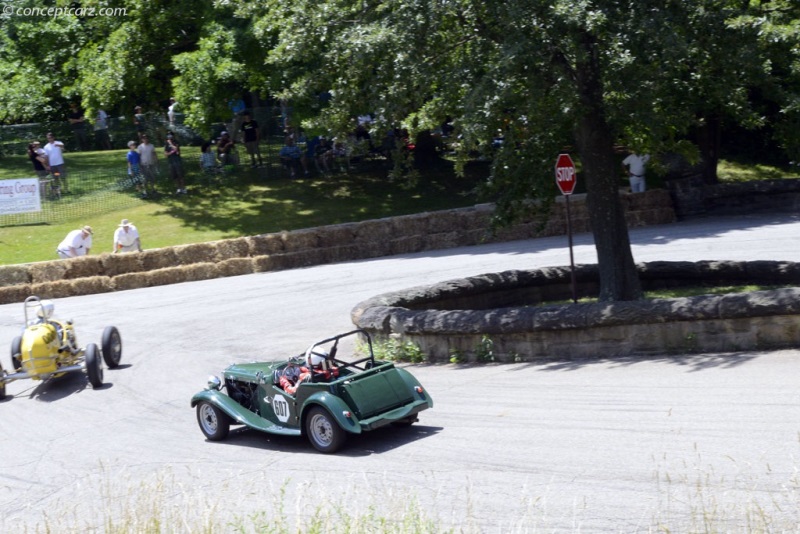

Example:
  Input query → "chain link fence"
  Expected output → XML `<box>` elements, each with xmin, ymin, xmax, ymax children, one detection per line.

<box><xmin>0</xmin><ymin>107</ymin><xmax>293</xmax><ymax>227</ymax></box>
<box><xmin>0</xmin><ymin>106</ymin><xmax>288</xmax><ymax>154</ymax></box>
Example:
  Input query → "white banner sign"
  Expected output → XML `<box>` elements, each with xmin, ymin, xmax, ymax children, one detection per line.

<box><xmin>0</xmin><ymin>178</ymin><xmax>42</xmax><ymax>215</ymax></box>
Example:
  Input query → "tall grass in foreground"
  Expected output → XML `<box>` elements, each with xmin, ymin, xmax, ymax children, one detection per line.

<box><xmin>7</xmin><ymin>459</ymin><xmax>798</xmax><ymax>534</ymax></box>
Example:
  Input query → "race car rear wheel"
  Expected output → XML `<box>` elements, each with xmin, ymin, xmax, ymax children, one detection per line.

<box><xmin>101</xmin><ymin>326</ymin><xmax>122</xmax><ymax>369</ymax></box>
<box><xmin>11</xmin><ymin>336</ymin><xmax>22</xmax><ymax>372</ymax></box>
<box><xmin>85</xmin><ymin>343</ymin><xmax>104</xmax><ymax>389</ymax></box>
<box><xmin>0</xmin><ymin>366</ymin><xmax>6</xmax><ymax>401</ymax></box>
<box><xmin>197</xmin><ymin>402</ymin><xmax>230</xmax><ymax>441</ymax></box>
<box><xmin>305</xmin><ymin>406</ymin><xmax>346</xmax><ymax>454</ymax></box>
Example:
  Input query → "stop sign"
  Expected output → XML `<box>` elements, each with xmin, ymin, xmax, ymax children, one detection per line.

<box><xmin>555</xmin><ymin>153</ymin><xmax>577</xmax><ymax>195</ymax></box>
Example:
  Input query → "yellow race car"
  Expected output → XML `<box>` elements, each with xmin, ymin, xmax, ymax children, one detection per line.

<box><xmin>0</xmin><ymin>296</ymin><xmax>122</xmax><ymax>400</ymax></box>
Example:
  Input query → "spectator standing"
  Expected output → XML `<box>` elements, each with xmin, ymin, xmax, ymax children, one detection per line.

<box><xmin>56</xmin><ymin>226</ymin><xmax>93</xmax><ymax>259</ymax></box>
<box><xmin>94</xmin><ymin>109</ymin><xmax>112</xmax><ymax>150</ymax></box>
<box><xmin>133</xmin><ymin>106</ymin><xmax>147</xmax><ymax>141</ymax></box>
<box><xmin>43</xmin><ymin>132</ymin><xmax>68</xmax><ymax>193</ymax></box>
<box><xmin>621</xmin><ymin>152</ymin><xmax>651</xmax><ymax>193</ymax></box>
<box><xmin>113</xmin><ymin>219</ymin><xmax>142</xmax><ymax>253</ymax></box>
<box><xmin>305</xmin><ymin>135</ymin><xmax>322</xmax><ymax>173</ymax></box>
<box><xmin>228</xmin><ymin>97</ymin><xmax>246</xmax><ymax>138</ymax></box>
<box><xmin>240</xmin><ymin>113</ymin><xmax>263</xmax><ymax>167</ymax></box>
<box><xmin>167</xmin><ymin>97</ymin><xmax>178</xmax><ymax>127</ymax></box>
<box><xmin>200</xmin><ymin>141</ymin><xmax>217</xmax><ymax>175</ymax></box>
<box><xmin>279</xmin><ymin>137</ymin><xmax>302</xmax><ymax>178</ymax></box>
<box><xmin>68</xmin><ymin>102</ymin><xmax>89</xmax><ymax>151</ymax></box>
<box><xmin>315</xmin><ymin>136</ymin><xmax>333</xmax><ymax>173</ymax></box>
<box><xmin>27</xmin><ymin>141</ymin><xmax>50</xmax><ymax>178</ymax></box>
<box><xmin>126</xmin><ymin>140</ymin><xmax>146</xmax><ymax>197</ymax></box>
<box><xmin>137</xmin><ymin>134</ymin><xmax>158</xmax><ymax>197</ymax></box>
<box><xmin>165</xmin><ymin>134</ymin><xmax>187</xmax><ymax>194</ymax></box>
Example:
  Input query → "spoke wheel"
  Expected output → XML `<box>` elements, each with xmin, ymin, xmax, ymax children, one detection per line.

<box><xmin>197</xmin><ymin>402</ymin><xmax>230</xmax><ymax>441</ymax></box>
<box><xmin>101</xmin><ymin>326</ymin><xmax>122</xmax><ymax>369</ymax></box>
<box><xmin>85</xmin><ymin>343</ymin><xmax>103</xmax><ymax>389</ymax></box>
<box><xmin>305</xmin><ymin>406</ymin><xmax>346</xmax><ymax>454</ymax></box>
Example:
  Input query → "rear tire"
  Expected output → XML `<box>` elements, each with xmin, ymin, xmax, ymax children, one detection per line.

<box><xmin>85</xmin><ymin>343</ymin><xmax>103</xmax><ymax>389</ymax></box>
<box><xmin>0</xmin><ymin>363</ymin><xmax>6</xmax><ymax>401</ymax></box>
<box><xmin>11</xmin><ymin>336</ymin><xmax>22</xmax><ymax>372</ymax></box>
<box><xmin>305</xmin><ymin>406</ymin><xmax>346</xmax><ymax>454</ymax></box>
<box><xmin>101</xmin><ymin>326</ymin><xmax>122</xmax><ymax>369</ymax></box>
<box><xmin>197</xmin><ymin>402</ymin><xmax>230</xmax><ymax>441</ymax></box>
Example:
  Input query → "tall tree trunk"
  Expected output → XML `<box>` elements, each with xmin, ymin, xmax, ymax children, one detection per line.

<box><xmin>573</xmin><ymin>31</ymin><xmax>643</xmax><ymax>302</ymax></box>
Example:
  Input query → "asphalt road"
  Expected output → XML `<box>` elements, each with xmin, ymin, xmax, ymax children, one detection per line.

<box><xmin>1</xmin><ymin>212</ymin><xmax>799</xmax><ymax>532</ymax></box>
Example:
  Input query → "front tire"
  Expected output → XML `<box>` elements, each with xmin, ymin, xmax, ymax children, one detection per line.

<box><xmin>101</xmin><ymin>326</ymin><xmax>122</xmax><ymax>369</ymax></box>
<box><xmin>305</xmin><ymin>406</ymin><xmax>346</xmax><ymax>454</ymax></box>
<box><xmin>11</xmin><ymin>336</ymin><xmax>22</xmax><ymax>372</ymax></box>
<box><xmin>85</xmin><ymin>343</ymin><xmax>104</xmax><ymax>389</ymax></box>
<box><xmin>197</xmin><ymin>402</ymin><xmax>230</xmax><ymax>441</ymax></box>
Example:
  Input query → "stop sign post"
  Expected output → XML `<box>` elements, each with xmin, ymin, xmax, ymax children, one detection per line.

<box><xmin>555</xmin><ymin>153</ymin><xmax>578</xmax><ymax>303</ymax></box>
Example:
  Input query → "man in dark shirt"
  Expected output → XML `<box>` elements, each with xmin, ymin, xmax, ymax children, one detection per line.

<box><xmin>240</xmin><ymin>113</ymin><xmax>263</xmax><ymax>167</ymax></box>
<box><xmin>68</xmin><ymin>102</ymin><xmax>88</xmax><ymax>151</ymax></box>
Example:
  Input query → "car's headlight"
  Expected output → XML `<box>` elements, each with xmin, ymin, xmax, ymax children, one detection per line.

<box><xmin>206</xmin><ymin>375</ymin><xmax>222</xmax><ymax>391</ymax></box>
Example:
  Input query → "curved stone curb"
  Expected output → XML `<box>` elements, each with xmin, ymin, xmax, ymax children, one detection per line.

<box><xmin>351</xmin><ymin>261</ymin><xmax>800</xmax><ymax>362</ymax></box>
<box><xmin>0</xmin><ymin>193</ymin><xmax>673</xmax><ymax>305</ymax></box>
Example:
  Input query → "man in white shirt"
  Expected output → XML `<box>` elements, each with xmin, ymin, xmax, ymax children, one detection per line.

<box><xmin>113</xmin><ymin>219</ymin><xmax>142</xmax><ymax>253</ymax></box>
<box><xmin>94</xmin><ymin>109</ymin><xmax>112</xmax><ymax>150</ymax></box>
<box><xmin>622</xmin><ymin>152</ymin><xmax>651</xmax><ymax>193</ymax></box>
<box><xmin>43</xmin><ymin>132</ymin><xmax>69</xmax><ymax>193</ymax></box>
<box><xmin>56</xmin><ymin>226</ymin><xmax>93</xmax><ymax>259</ymax></box>
<box><xmin>137</xmin><ymin>134</ymin><xmax>158</xmax><ymax>196</ymax></box>
<box><xmin>167</xmin><ymin>98</ymin><xmax>178</xmax><ymax>126</ymax></box>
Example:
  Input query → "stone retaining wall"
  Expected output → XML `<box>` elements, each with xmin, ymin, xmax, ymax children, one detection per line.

<box><xmin>667</xmin><ymin>177</ymin><xmax>800</xmax><ymax>219</ymax></box>
<box><xmin>0</xmin><ymin>190</ymin><xmax>675</xmax><ymax>305</ymax></box>
<box><xmin>351</xmin><ymin>261</ymin><xmax>800</xmax><ymax>361</ymax></box>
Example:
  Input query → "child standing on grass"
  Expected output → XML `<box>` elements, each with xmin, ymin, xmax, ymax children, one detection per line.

<box><xmin>126</xmin><ymin>140</ymin><xmax>146</xmax><ymax>198</ymax></box>
<box><xmin>200</xmin><ymin>141</ymin><xmax>217</xmax><ymax>175</ymax></box>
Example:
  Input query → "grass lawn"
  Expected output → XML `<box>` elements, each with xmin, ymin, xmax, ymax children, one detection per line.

<box><xmin>1</xmin><ymin>148</ymin><xmax>489</xmax><ymax>264</ymax></box>
<box><xmin>2</xmin><ymin>148</ymin><xmax>799</xmax><ymax>266</ymax></box>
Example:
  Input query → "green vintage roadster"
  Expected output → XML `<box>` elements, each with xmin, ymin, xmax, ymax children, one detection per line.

<box><xmin>191</xmin><ymin>329</ymin><xmax>433</xmax><ymax>453</ymax></box>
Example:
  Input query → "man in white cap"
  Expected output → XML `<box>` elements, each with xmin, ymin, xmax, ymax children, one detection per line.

<box><xmin>56</xmin><ymin>226</ymin><xmax>93</xmax><ymax>259</ymax></box>
<box><xmin>113</xmin><ymin>219</ymin><xmax>142</xmax><ymax>253</ymax></box>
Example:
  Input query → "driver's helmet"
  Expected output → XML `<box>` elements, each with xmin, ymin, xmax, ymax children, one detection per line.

<box><xmin>307</xmin><ymin>348</ymin><xmax>329</xmax><ymax>368</ymax></box>
<box><xmin>37</xmin><ymin>300</ymin><xmax>55</xmax><ymax>320</ymax></box>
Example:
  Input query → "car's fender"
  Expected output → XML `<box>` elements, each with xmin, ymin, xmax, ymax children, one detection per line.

<box><xmin>393</xmin><ymin>367</ymin><xmax>434</xmax><ymax>408</ymax></box>
<box><xmin>301</xmin><ymin>391</ymin><xmax>362</xmax><ymax>435</ymax></box>
<box><xmin>191</xmin><ymin>389</ymin><xmax>300</xmax><ymax>436</ymax></box>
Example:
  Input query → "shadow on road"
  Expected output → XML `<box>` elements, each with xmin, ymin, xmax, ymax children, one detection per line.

<box><xmin>200</xmin><ymin>423</ymin><xmax>442</xmax><ymax>456</ymax></box>
<box><xmin>517</xmin><ymin>350</ymin><xmax>765</xmax><ymax>373</ymax></box>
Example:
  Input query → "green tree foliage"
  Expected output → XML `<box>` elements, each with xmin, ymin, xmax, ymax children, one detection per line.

<box><xmin>227</xmin><ymin>0</ymin><xmax>799</xmax><ymax>301</ymax></box>
<box><xmin>1</xmin><ymin>0</ymin><xmax>798</xmax><ymax>300</ymax></box>
<box><xmin>0</xmin><ymin>0</ymin><xmax>216</xmax><ymax>121</ymax></box>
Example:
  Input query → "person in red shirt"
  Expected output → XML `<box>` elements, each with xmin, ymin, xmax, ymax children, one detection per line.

<box><xmin>279</xmin><ymin>364</ymin><xmax>310</xmax><ymax>395</ymax></box>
